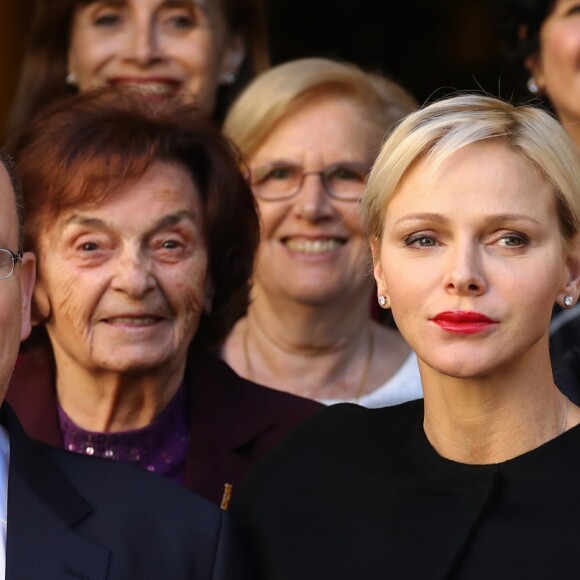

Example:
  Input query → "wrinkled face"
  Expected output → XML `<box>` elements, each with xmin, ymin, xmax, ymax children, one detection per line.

<box><xmin>35</xmin><ymin>161</ymin><xmax>209</xmax><ymax>377</ymax></box>
<box><xmin>248</xmin><ymin>97</ymin><xmax>378</xmax><ymax>306</ymax></box>
<box><xmin>0</xmin><ymin>165</ymin><xmax>35</xmax><ymax>399</ymax></box>
<box><xmin>528</xmin><ymin>0</ymin><xmax>580</xmax><ymax>125</ymax></box>
<box><xmin>68</xmin><ymin>0</ymin><xmax>244</xmax><ymax>112</ymax></box>
<box><xmin>374</xmin><ymin>142</ymin><xmax>578</xmax><ymax>379</ymax></box>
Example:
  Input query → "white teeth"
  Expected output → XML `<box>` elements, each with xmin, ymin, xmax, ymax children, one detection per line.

<box><xmin>125</xmin><ymin>83</ymin><xmax>175</xmax><ymax>95</ymax></box>
<box><xmin>107</xmin><ymin>317</ymin><xmax>158</xmax><ymax>325</ymax></box>
<box><xmin>285</xmin><ymin>239</ymin><xmax>344</xmax><ymax>254</ymax></box>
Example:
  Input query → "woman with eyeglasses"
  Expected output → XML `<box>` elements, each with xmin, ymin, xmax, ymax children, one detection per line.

<box><xmin>222</xmin><ymin>58</ymin><xmax>422</xmax><ymax>407</ymax></box>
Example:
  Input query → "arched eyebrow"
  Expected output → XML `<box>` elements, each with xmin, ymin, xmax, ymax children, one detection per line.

<box><xmin>393</xmin><ymin>213</ymin><xmax>447</xmax><ymax>228</ymax></box>
<box><xmin>63</xmin><ymin>210</ymin><xmax>199</xmax><ymax>232</ymax></box>
<box><xmin>85</xmin><ymin>0</ymin><xmax>208</xmax><ymax>14</ymax></box>
<box><xmin>482</xmin><ymin>214</ymin><xmax>541</xmax><ymax>227</ymax></box>
<box><xmin>393</xmin><ymin>213</ymin><xmax>541</xmax><ymax>228</ymax></box>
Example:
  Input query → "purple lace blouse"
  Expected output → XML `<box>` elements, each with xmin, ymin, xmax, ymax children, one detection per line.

<box><xmin>58</xmin><ymin>384</ymin><xmax>189</xmax><ymax>484</ymax></box>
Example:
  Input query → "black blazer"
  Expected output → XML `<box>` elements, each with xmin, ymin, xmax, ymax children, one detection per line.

<box><xmin>231</xmin><ymin>400</ymin><xmax>580</xmax><ymax>580</ymax></box>
<box><xmin>2</xmin><ymin>404</ymin><xmax>245</xmax><ymax>580</ymax></box>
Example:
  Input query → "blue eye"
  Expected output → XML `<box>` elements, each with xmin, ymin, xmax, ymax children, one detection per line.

<box><xmin>498</xmin><ymin>234</ymin><xmax>528</xmax><ymax>247</ymax></box>
<box><xmin>405</xmin><ymin>235</ymin><xmax>437</xmax><ymax>248</ymax></box>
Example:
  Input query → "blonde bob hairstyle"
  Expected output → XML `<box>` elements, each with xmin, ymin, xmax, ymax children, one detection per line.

<box><xmin>363</xmin><ymin>95</ymin><xmax>580</xmax><ymax>252</ymax></box>
<box><xmin>224</xmin><ymin>57</ymin><xmax>417</xmax><ymax>159</ymax></box>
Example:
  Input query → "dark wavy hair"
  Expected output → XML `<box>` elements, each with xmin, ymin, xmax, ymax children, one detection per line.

<box><xmin>9</xmin><ymin>88</ymin><xmax>260</xmax><ymax>350</ymax></box>
<box><xmin>7</xmin><ymin>0</ymin><xmax>269</xmax><ymax>133</ymax></box>
<box><xmin>493</xmin><ymin>0</ymin><xmax>554</xmax><ymax>60</ymax></box>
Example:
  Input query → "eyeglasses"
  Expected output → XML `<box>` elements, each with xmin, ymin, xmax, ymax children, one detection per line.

<box><xmin>0</xmin><ymin>249</ymin><xmax>22</xmax><ymax>280</ymax></box>
<box><xmin>249</xmin><ymin>162</ymin><xmax>370</xmax><ymax>202</ymax></box>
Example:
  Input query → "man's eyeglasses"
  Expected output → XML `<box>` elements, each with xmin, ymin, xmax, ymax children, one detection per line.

<box><xmin>0</xmin><ymin>249</ymin><xmax>22</xmax><ymax>280</ymax></box>
<box><xmin>249</xmin><ymin>163</ymin><xmax>370</xmax><ymax>202</ymax></box>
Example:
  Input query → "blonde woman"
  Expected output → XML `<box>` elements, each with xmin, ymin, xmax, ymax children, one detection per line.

<box><xmin>230</xmin><ymin>95</ymin><xmax>580</xmax><ymax>579</ymax></box>
<box><xmin>223</xmin><ymin>58</ymin><xmax>422</xmax><ymax>407</ymax></box>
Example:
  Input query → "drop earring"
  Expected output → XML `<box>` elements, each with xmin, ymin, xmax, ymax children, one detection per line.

<box><xmin>527</xmin><ymin>77</ymin><xmax>539</xmax><ymax>94</ymax></box>
<box><xmin>222</xmin><ymin>72</ymin><xmax>236</xmax><ymax>85</ymax></box>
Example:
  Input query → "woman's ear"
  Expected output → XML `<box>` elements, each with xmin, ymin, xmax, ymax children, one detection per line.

<box><xmin>219</xmin><ymin>34</ymin><xmax>246</xmax><ymax>85</ymax></box>
<box><xmin>525</xmin><ymin>54</ymin><xmax>546</xmax><ymax>93</ymax></box>
<box><xmin>370</xmin><ymin>236</ymin><xmax>389</xmax><ymax>302</ymax></box>
<box><xmin>559</xmin><ymin>233</ymin><xmax>580</xmax><ymax>308</ymax></box>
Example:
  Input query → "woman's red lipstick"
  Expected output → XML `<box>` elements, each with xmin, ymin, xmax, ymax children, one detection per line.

<box><xmin>431</xmin><ymin>311</ymin><xmax>497</xmax><ymax>334</ymax></box>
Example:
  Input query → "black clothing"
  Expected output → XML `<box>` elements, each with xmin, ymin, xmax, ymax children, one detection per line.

<box><xmin>232</xmin><ymin>400</ymin><xmax>580</xmax><ymax>580</ymax></box>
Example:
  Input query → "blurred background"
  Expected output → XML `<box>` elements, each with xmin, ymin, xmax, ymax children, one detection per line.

<box><xmin>0</xmin><ymin>0</ymin><xmax>522</xmax><ymax>136</ymax></box>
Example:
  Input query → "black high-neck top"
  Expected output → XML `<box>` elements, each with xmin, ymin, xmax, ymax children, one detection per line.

<box><xmin>231</xmin><ymin>399</ymin><xmax>580</xmax><ymax>580</ymax></box>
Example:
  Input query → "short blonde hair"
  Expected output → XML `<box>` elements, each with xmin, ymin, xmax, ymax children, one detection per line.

<box><xmin>363</xmin><ymin>94</ymin><xmax>580</xmax><ymax>250</ymax></box>
<box><xmin>224</xmin><ymin>57</ymin><xmax>417</xmax><ymax>159</ymax></box>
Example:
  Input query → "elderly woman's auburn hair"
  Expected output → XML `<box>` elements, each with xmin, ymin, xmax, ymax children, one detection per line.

<box><xmin>223</xmin><ymin>57</ymin><xmax>418</xmax><ymax>158</ymax></box>
<box><xmin>10</xmin><ymin>88</ymin><xmax>260</xmax><ymax>350</ymax></box>
<box><xmin>363</xmin><ymin>94</ymin><xmax>580</xmax><ymax>251</ymax></box>
<box><xmin>7</xmin><ymin>0</ymin><xmax>269</xmax><ymax>132</ymax></box>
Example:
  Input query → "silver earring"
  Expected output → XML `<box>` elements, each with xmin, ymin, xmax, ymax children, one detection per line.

<box><xmin>527</xmin><ymin>77</ymin><xmax>539</xmax><ymax>94</ymax></box>
<box><xmin>564</xmin><ymin>295</ymin><xmax>575</xmax><ymax>308</ymax></box>
<box><xmin>222</xmin><ymin>72</ymin><xmax>236</xmax><ymax>85</ymax></box>
<box><xmin>65</xmin><ymin>72</ymin><xmax>77</xmax><ymax>86</ymax></box>
<box><xmin>378</xmin><ymin>295</ymin><xmax>388</xmax><ymax>308</ymax></box>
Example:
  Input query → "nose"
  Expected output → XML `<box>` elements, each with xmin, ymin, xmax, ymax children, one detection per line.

<box><xmin>111</xmin><ymin>247</ymin><xmax>156</xmax><ymax>298</ymax></box>
<box><xmin>123</xmin><ymin>17</ymin><xmax>162</xmax><ymax>66</ymax></box>
<box><xmin>444</xmin><ymin>240</ymin><xmax>487</xmax><ymax>296</ymax></box>
<box><xmin>292</xmin><ymin>173</ymin><xmax>335</xmax><ymax>222</ymax></box>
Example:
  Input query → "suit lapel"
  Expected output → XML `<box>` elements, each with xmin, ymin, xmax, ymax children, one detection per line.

<box><xmin>3</xmin><ymin>405</ymin><xmax>110</xmax><ymax>580</ymax></box>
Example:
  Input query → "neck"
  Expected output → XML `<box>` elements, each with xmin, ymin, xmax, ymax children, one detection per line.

<box><xmin>420</xmin><ymin>348</ymin><xmax>570</xmax><ymax>464</ymax></box>
<box><xmin>225</xmin><ymin>285</ymin><xmax>376</xmax><ymax>400</ymax></box>
<box><xmin>53</xmin><ymin>353</ymin><xmax>186</xmax><ymax>433</ymax></box>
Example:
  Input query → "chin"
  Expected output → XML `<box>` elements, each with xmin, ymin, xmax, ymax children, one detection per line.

<box><xmin>420</xmin><ymin>352</ymin><xmax>502</xmax><ymax>381</ymax></box>
<box><xmin>96</xmin><ymin>351</ymin><xmax>177</xmax><ymax>375</ymax></box>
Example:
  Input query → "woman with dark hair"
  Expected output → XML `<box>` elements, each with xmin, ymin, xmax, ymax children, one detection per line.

<box><xmin>495</xmin><ymin>0</ymin><xmax>580</xmax><ymax>382</ymax></box>
<box><xmin>6</xmin><ymin>87</ymin><xmax>320</xmax><ymax>507</ymax></box>
<box><xmin>8</xmin><ymin>0</ymin><xmax>269</xmax><ymax>132</ymax></box>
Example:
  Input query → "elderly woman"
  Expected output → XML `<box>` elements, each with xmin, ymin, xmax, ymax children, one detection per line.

<box><xmin>496</xmin><ymin>0</ymin><xmax>580</xmax><ymax>376</ymax></box>
<box><xmin>6</xmin><ymin>88</ymin><xmax>320</xmax><ymax>508</ymax></box>
<box><xmin>230</xmin><ymin>95</ymin><xmax>580</xmax><ymax>579</ymax></box>
<box><xmin>8</xmin><ymin>0</ymin><xmax>268</xmax><ymax>131</ymax></box>
<box><xmin>222</xmin><ymin>58</ymin><xmax>422</xmax><ymax>407</ymax></box>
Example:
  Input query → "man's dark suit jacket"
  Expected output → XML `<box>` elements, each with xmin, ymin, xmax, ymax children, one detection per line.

<box><xmin>7</xmin><ymin>345</ymin><xmax>322</xmax><ymax>506</ymax></box>
<box><xmin>1</xmin><ymin>403</ymin><xmax>242</xmax><ymax>580</ymax></box>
